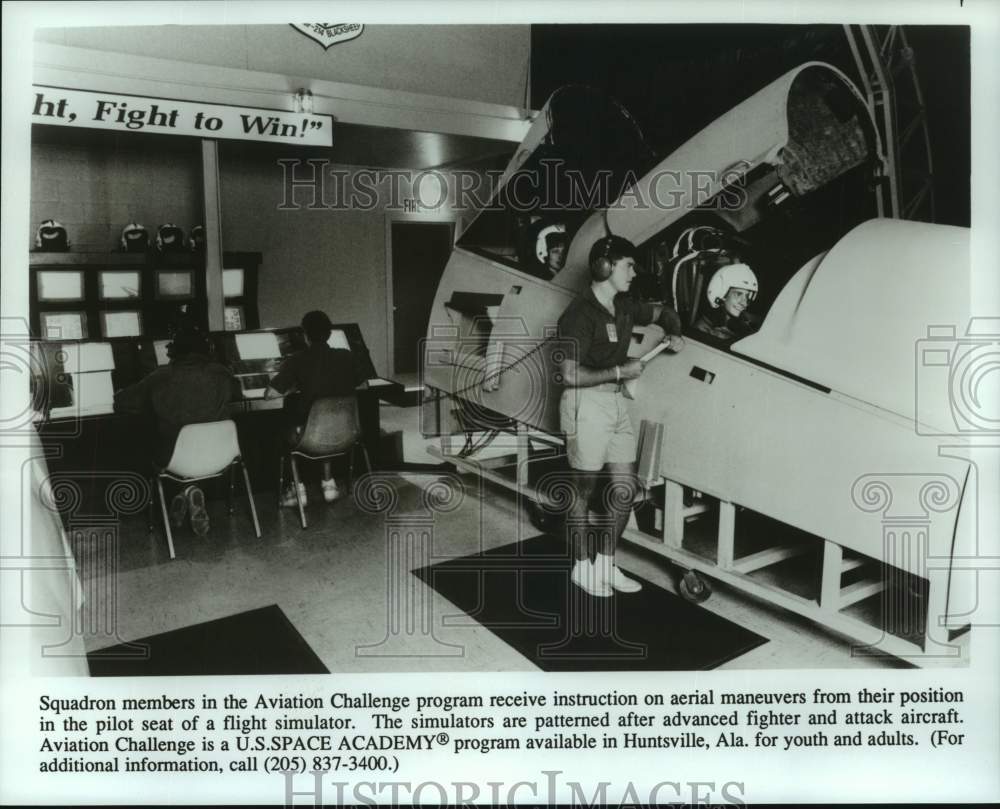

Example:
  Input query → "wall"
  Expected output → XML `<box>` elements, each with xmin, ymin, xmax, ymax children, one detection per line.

<box><xmin>34</xmin><ymin>25</ymin><xmax>530</xmax><ymax>108</ymax></box>
<box><xmin>219</xmin><ymin>145</ymin><xmax>477</xmax><ymax>375</ymax></box>
<box><xmin>30</xmin><ymin>133</ymin><xmax>202</xmax><ymax>252</ymax></box>
<box><xmin>27</xmin><ymin>21</ymin><xmax>521</xmax><ymax>372</ymax></box>
<box><xmin>28</xmin><ymin>132</ymin><xmax>494</xmax><ymax>376</ymax></box>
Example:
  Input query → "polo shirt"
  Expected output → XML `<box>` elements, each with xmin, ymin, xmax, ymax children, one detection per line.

<box><xmin>269</xmin><ymin>343</ymin><xmax>358</xmax><ymax>424</ymax></box>
<box><xmin>557</xmin><ymin>288</ymin><xmax>657</xmax><ymax>369</ymax></box>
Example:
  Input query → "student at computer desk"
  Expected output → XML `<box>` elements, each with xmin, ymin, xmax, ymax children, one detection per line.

<box><xmin>265</xmin><ymin>310</ymin><xmax>359</xmax><ymax>507</ymax></box>
<box><xmin>114</xmin><ymin>323</ymin><xmax>239</xmax><ymax>536</ymax></box>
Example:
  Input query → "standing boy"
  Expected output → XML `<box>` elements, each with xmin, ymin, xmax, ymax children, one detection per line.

<box><xmin>557</xmin><ymin>235</ymin><xmax>685</xmax><ymax>596</ymax></box>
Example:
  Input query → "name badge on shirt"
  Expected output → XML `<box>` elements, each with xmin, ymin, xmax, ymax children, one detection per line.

<box><xmin>606</xmin><ymin>323</ymin><xmax>618</xmax><ymax>343</ymax></box>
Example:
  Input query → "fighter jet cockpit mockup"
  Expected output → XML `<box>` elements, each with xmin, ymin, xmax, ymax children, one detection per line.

<box><xmin>422</xmin><ymin>61</ymin><xmax>979</xmax><ymax>664</ymax></box>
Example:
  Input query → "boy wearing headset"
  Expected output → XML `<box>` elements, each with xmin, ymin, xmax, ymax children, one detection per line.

<box><xmin>557</xmin><ymin>235</ymin><xmax>685</xmax><ymax>597</ymax></box>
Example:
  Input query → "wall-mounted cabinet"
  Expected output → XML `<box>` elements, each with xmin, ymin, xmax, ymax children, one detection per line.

<box><xmin>29</xmin><ymin>250</ymin><xmax>260</xmax><ymax>339</ymax></box>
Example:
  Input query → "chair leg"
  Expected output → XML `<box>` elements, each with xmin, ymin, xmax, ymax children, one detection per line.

<box><xmin>155</xmin><ymin>477</ymin><xmax>176</xmax><ymax>560</ymax></box>
<box><xmin>290</xmin><ymin>456</ymin><xmax>307</xmax><ymax>529</ymax></box>
<box><xmin>240</xmin><ymin>459</ymin><xmax>262</xmax><ymax>538</ymax></box>
<box><xmin>359</xmin><ymin>442</ymin><xmax>373</xmax><ymax>475</ymax></box>
<box><xmin>147</xmin><ymin>476</ymin><xmax>155</xmax><ymax>535</ymax></box>
<box><xmin>228</xmin><ymin>464</ymin><xmax>236</xmax><ymax>515</ymax></box>
<box><xmin>347</xmin><ymin>447</ymin><xmax>355</xmax><ymax>494</ymax></box>
<box><xmin>277</xmin><ymin>454</ymin><xmax>286</xmax><ymax>508</ymax></box>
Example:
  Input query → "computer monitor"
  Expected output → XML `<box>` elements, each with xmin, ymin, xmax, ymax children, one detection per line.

<box><xmin>40</xmin><ymin>312</ymin><xmax>86</xmax><ymax>340</ymax></box>
<box><xmin>99</xmin><ymin>271</ymin><xmax>141</xmax><ymax>300</ymax></box>
<box><xmin>327</xmin><ymin>329</ymin><xmax>350</xmax><ymax>350</ymax></box>
<box><xmin>100</xmin><ymin>310</ymin><xmax>143</xmax><ymax>338</ymax></box>
<box><xmin>37</xmin><ymin>271</ymin><xmax>84</xmax><ymax>302</ymax></box>
<box><xmin>223</xmin><ymin>268</ymin><xmax>245</xmax><ymax>298</ymax></box>
<box><xmin>234</xmin><ymin>331</ymin><xmax>280</xmax><ymax>360</ymax></box>
<box><xmin>49</xmin><ymin>370</ymin><xmax>115</xmax><ymax>417</ymax></box>
<box><xmin>77</xmin><ymin>372</ymin><xmax>115</xmax><ymax>412</ymax></box>
<box><xmin>153</xmin><ymin>340</ymin><xmax>171</xmax><ymax>366</ymax></box>
<box><xmin>239</xmin><ymin>374</ymin><xmax>271</xmax><ymax>399</ymax></box>
<box><xmin>60</xmin><ymin>341</ymin><xmax>115</xmax><ymax>374</ymax></box>
<box><xmin>224</xmin><ymin>305</ymin><xmax>245</xmax><ymax>332</ymax></box>
<box><xmin>156</xmin><ymin>270</ymin><xmax>194</xmax><ymax>299</ymax></box>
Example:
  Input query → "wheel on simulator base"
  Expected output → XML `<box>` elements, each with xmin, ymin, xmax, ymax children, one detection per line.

<box><xmin>527</xmin><ymin>500</ymin><xmax>564</xmax><ymax>535</ymax></box>
<box><xmin>679</xmin><ymin>569</ymin><xmax>711</xmax><ymax>603</ymax></box>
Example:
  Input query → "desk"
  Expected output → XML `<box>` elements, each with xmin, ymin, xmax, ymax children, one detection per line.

<box><xmin>37</xmin><ymin>385</ymin><xmax>394</xmax><ymax>506</ymax></box>
<box><xmin>32</xmin><ymin>323</ymin><xmax>404</xmax><ymax>518</ymax></box>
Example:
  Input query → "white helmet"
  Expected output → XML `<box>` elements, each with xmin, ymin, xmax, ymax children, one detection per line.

<box><xmin>535</xmin><ymin>224</ymin><xmax>566</xmax><ymax>264</ymax></box>
<box><xmin>35</xmin><ymin>219</ymin><xmax>69</xmax><ymax>251</ymax></box>
<box><xmin>120</xmin><ymin>222</ymin><xmax>148</xmax><ymax>253</ymax></box>
<box><xmin>706</xmin><ymin>263</ymin><xmax>758</xmax><ymax>308</ymax></box>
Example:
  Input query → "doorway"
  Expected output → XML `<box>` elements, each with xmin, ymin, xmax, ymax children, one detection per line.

<box><xmin>388</xmin><ymin>219</ymin><xmax>455</xmax><ymax>376</ymax></box>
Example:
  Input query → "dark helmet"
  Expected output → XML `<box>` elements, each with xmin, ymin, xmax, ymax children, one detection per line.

<box><xmin>156</xmin><ymin>223</ymin><xmax>185</xmax><ymax>252</ymax></box>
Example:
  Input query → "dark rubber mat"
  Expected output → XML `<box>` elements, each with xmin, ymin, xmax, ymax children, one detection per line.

<box><xmin>88</xmin><ymin>604</ymin><xmax>328</xmax><ymax>676</ymax></box>
<box><xmin>414</xmin><ymin>535</ymin><xmax>767</xmax><ymax>671</ymax></box>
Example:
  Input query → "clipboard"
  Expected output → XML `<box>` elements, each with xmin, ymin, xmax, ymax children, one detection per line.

<box><xmin>623</xmin><ymin>340</ymin><xmax>672</xmax><ymax>399</ymax></box>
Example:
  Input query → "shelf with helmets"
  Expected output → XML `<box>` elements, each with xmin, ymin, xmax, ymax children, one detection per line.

<box><xmin>29</xmin><ymin>221</ymin><xmax>261</xmax><ymax>341</ymax></box>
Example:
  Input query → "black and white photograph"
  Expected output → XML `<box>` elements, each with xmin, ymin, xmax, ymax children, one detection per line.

<box><xmin>1</xmin><ymin>1</ymin><xmax>997</xmax><ymax>805</ymax></box>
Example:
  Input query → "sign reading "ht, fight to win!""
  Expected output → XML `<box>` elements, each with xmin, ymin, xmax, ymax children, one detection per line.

<box><xmin>31</xmin><ymin>86</ymin><xmax>334</xmax><ymax>147</ymax></box>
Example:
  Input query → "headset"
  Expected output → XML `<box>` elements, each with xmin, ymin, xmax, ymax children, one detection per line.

<box><xmin>588</xmin><ymin>234</ymin><xmax>635</xmax><ymax>282</ymax></box>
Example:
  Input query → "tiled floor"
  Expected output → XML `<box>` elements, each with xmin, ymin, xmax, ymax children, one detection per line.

<box><xmin>71</xmin><ymin>433</ymin><xmax>913</xmax><ymax>671</ymax></box>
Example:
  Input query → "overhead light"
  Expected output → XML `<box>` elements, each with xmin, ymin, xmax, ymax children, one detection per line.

<box><xmin>293</xmin><ymin>89</ymin><xmax>314</xmax><ymax>114</ymax></box>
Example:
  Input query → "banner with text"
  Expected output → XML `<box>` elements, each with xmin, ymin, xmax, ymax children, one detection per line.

<box><xmin>31</xmin><ymin>86</ymin><xmax>333</xmax><ymax>147</ymax></box>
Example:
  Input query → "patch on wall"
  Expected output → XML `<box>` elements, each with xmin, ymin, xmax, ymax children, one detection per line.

<box><xmin>290</xmin><ymin>24</ymin><xmax>364</xmax><ymax>50</ymax></box>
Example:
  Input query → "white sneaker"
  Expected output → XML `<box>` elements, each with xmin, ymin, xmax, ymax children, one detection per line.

<box><xmin>570</xmin><ymin>558</ymin><xmax>613</xmax><ymax>598</ymax></box>
<box><xmin>282</xmin><ymin>483</ymin><xmax>307</xmax><ymax>508</ymax></box>
<box><xmin>602</xmin><ymin>562</ymin><xmax>643</xmax><ymax>594</ymax></box>
<box><xmin>321</xmin><ymin>478</ymin><xmax>341</xmax><ymax>503</ymax></box>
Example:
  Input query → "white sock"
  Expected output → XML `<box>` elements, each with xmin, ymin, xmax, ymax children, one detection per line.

<box><xmin>594</xmin><ymin>552</ymin><xmax>614</xmax><ymax>573</ymax></box>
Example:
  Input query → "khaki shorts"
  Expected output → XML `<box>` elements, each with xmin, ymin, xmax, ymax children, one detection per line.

<box><xmin>560</xmin><ymin>386</ymin><xmax>637</xmax><ymax>472</ymax></box>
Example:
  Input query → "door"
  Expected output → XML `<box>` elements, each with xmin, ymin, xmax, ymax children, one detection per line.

<box><xmin>389</xmin><ymin>221</ymin><xmax>454</xmax><ymax>375</ymax></box>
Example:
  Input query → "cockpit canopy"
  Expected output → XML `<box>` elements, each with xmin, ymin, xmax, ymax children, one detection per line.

<box><xmin>456</xmin><ymin>85</ymin><xmax>656</xmax><ymax>279</ymax></box>
<box><xmin>557</xmin><ymin>62</ymin><xmax>883</xmax><ymax>333</ymax></box>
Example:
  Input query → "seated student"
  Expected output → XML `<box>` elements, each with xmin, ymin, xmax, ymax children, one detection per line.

<box><xmin>266</xmin><ymin>310</ymin><xmax>359</xmax><ymax>507</ymax></box>
<box><xmin>630</xmin><ymin>249</ymin><xmax>665</xmax><ymax>302</ymax></box>
<box><xmin>694</xmin><ymin>263</ymin><xmax>760</xmax><ymax>341</ymax></box>
<box><xmin>114</xmin><ymin>323</ymin><xmax>238</xmax><ymax>536</ymax></box>
<box><xmin>543</xmin><ymin>232</ymin><xmax>567</xmax><ymax>278</ymax></box>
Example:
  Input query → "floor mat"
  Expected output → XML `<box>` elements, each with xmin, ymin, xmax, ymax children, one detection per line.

<box><xmin>88</xmin><ymin>604</ymin><xmax>329</xmax><ymax>676</ymax></box>
<box><xmin>414</xmin><ymin>534</ymin><xmax>767</xmax><ymax>671</ymax></box>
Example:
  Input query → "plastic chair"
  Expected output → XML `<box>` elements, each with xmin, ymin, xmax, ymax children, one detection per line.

<box><xmin>148</xmin><ymin>420</ymin><xmax>261</xmax><ymax>559</ymax></box>
<box><xmin>278</xmin><ymin>396</ymin><xmax>372</xmax><ymax>528</ymax></box>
